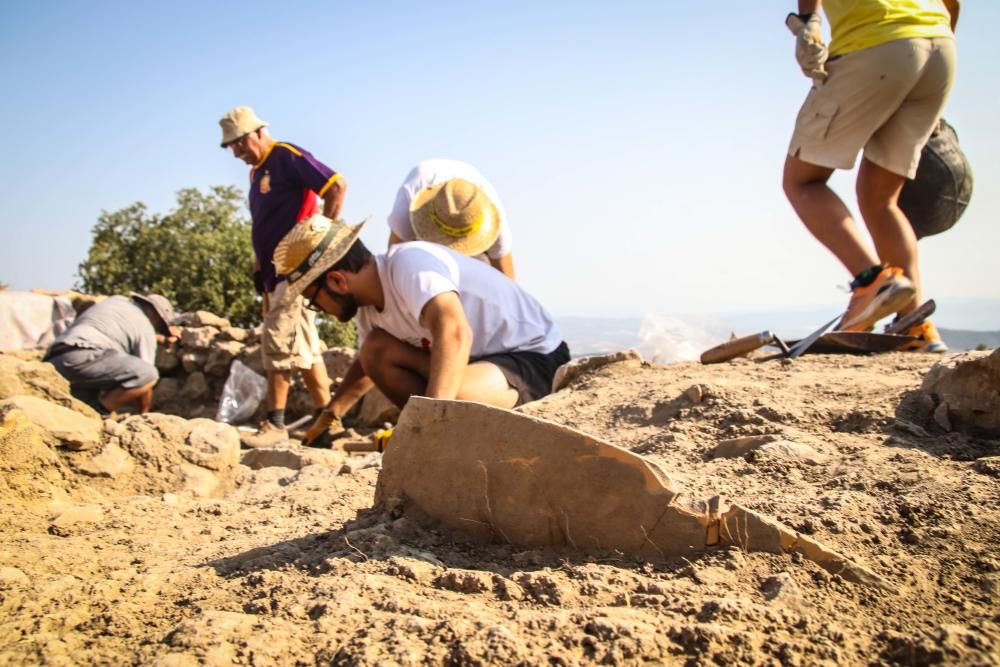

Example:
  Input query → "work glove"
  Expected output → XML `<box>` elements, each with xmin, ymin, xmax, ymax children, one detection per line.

<box><xmin>374</xmin><ymin>427</ymin><xmax>393</xmax><ymax>452</ymax></box>
<box><xmin>786</xmin><ymin>12</ymin><xmax>828</xmax><ymax>81</ymax></box>
<box><xmin>252</xmin><ymin>270</ymin><xmax>264</xmax><ymax>295</ymax></box>
<box><xmin>302</xmin><ymin>409</ymin><xmax>345</xmax><ymax>447</ymax></box>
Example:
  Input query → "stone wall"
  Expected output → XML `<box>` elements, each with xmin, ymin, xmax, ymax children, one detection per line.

<box><xmin>150</xmin><ymin>310</ymin><xmax>390</xmax><ymax>427</ymax></box>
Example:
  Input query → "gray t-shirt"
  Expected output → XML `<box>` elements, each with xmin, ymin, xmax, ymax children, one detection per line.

<box><xmin>54</xmin><ymin>296</ymin><xmax>157</xmax><ymax>363</ymax></box>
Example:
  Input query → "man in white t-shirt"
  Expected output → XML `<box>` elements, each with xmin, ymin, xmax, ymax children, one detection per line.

<box><xmin>387</xmin><ymin>159</ymin><xmax>516</xmax><ymax>279</ymax></box>
<box><xmin>271</xmin><ymin>215</ymin><xmax>569</xmax><ymax>446</ymax></box>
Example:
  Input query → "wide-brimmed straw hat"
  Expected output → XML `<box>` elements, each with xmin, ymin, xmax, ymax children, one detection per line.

<box><xmin>218</xmin><ymin>106</ymin><xmax>268</xmax><ymax>147</ymax></box>
<box><xmin>130</xmin><ymin>293</ymin><xmax>178</xmax><ymax>335</ymax></box>
<box><xmin>409</xmin><ymin>179</ymin><xmax>501</xmax><ymax>257</ymax></box>
<box><xmin>273</xmin><ymin>214</ymin><xmax>368</xmax><ymax>305</ymax></box>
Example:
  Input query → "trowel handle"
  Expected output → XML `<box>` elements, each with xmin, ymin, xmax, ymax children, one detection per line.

<box><xmin>700</xmin><ymin>331</ymin><xmax>775</xmax><ymax>365</ymax></box>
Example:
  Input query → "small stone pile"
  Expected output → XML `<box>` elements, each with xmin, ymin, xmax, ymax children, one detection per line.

<box><xmin>151</xmin><ymin>310</ymin><xmax>396</xmax><ymax>427</ymax></box>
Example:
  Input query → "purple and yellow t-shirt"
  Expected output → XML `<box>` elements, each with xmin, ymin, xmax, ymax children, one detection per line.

<box><xmin>249</xmin><ymin>142</ymin><xmax>341</xmax><ymax>291</ymax></box>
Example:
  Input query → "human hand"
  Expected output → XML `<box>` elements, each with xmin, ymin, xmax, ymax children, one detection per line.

<box><xmin>786</xmin><ymin>13</ymin><xmax>828</xmax><ymax>81</ymax></box>
<box><xmin>302</xmin><ymin>409</ymin><xmax>345</xmax><ymax>447</ymax></box>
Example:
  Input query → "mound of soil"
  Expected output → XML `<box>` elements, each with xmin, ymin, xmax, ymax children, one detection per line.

<box><xmin>0</xmin><ymin>350</ymin><xmax>997</xmax><ymax>665</ymax></box>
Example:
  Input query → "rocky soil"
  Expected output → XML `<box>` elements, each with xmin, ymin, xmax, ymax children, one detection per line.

<box><xmin>0</xmin><ymin>348</ymin><xmax>998</xmax><ymax>666</ymax></box>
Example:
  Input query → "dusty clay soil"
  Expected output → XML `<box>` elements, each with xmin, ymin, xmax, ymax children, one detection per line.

<box><xmin>1</xmin><ymin>351</ymin><xmax>998</xmax><ymax>666</ymax></box>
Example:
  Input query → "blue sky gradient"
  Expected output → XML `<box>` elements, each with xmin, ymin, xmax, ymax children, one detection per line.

<box><xmin>2</xmin><ymin>1</ymin><xmax>996</xmax><ymax>328</ymax></box>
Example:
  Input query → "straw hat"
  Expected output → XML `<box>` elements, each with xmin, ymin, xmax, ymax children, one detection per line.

<box><xmin>130</xmin><ymin>293</ymin><xmax>178</xmax><ymax>335</ymax></box>
<box><xmin>409</xmin><ymin>179</ymin><xmax>501</xmax><ymax>257</ymax></box>
<box><xmin>272</xmin><ymin>214</ymin><xmax>368</xmax><ymax>304</ymax></box>
<box><xmin>218</xmin><ymin>106</ymin><xmax>268</xmax><ymax>147</ymax></box>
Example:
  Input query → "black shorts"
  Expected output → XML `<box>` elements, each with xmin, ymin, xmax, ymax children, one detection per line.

<box><xmin>473</xmin><ymin>341</ymin><xmax>570</xmax><ymax>406</ymax></box>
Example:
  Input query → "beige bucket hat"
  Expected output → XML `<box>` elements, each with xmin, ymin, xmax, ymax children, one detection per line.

<box><xmin>409</xmin><ymin>179</ymin><xmax>501</xmax><ymax>257</ymax></box>
<box><xmin>273</xmin><ymin>214</ymin><xmax>368</xmax><ymax>305</ymax></box>
<box><xmin>219</xmin><ymin>106</ymin><xmax>268</xmax><ymax>147</ymax></box>
<box><xmin>130</xmin><ymin>293</ymin><xmax>178</xmax><ymax>334</ymax></box>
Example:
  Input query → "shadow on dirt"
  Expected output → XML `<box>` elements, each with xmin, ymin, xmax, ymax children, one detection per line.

<box><xmin>202</xmin><ymin>506</ymin><xmax>704</xmax><ymax>582</ymax></box>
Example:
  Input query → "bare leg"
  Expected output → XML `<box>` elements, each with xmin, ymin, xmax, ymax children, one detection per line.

<box><xmin>360</xmin><ymin>329</ymin><xmax>518</xmax><ymax>409</ymax></box>
<box><xmin>856</xmin><ymin>157</ymin><xmax>921</xmax><ymax>315</ymax></box>
<box><xmin>456</xmin><ymin>362</ymin><xmax>519</xmax><ymax>409</ymax></box>
<box><xmin>783</xmin><ymin>154</ymin><xmax>879</xmax><ymax>276</ymax></box>
<box><xmin>266</xmin><ymin>370</ymin><xmax>291</xmax><ymax>411</ymax></box>
<box><xmin>102</xmin><ymin>381</ymin><xmax>156</xmax><ymax>414</ymax></box>
<box><xmin>359</xmin><ymin>330</ymin><xmax>431</xmax><ymax>408</ymax></box>
<box><xmin>300</xmin><ymin>362</ymin><xmax>332</xmax><ymax>409</ymax></box>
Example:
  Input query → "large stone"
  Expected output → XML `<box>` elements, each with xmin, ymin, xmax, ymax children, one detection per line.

<box><xmin>186</xmin><ymin>311</ymin><xmax>231</xmax><ymax>329</ymax></box>
<box><xmin>153</xmin><ymin>377</ymin><xmax>183</xmax><ymax>406</ymax></box>
<box><xmin>204</xmin><ymin>341</ymin><xmax>243</xmax><ymax>377</ymax></box>
<box><xmin>550</xmin><ymin>350</ymin><xmax>643</xmax><ymax>393</ymax></box>
<box><xmin>0</xmin><ymin>395</ymin><xmax>102</xmax><ymax>451</ymax></box>
<box><xmin>180</xmin><ymin>327</ymin><xmax>218</xmax><ymax>350</ymax></box>
<box><xmin>323</xmin><ymin>347</ymin><xmax>356</xmax><ymax>383</ymax></box>
<box><xmin>106</xmin><ymin>414</ymin><xmax>242</xmax><ymax>497</ymax></box>
<box><xmin>155</xmin><ymin>345</ymin><xmax>181</xmax><ymax>373</ymax></box>
<box><xmin>710</xmin><ymin>434</ymin><xmax>781</xmax><ymax>459</ymax></box>
<box><xmin>0</xmin><ymin>412</ymin><xmax>76</xmax><ymax>519</ymax></box>
<box><xmin>180</xmin><ymin>351</ymin><xmax>207</xmax><ymax>373</ymax></box>
<box><xmin>49</xmin><ymin>504</ymin><xmax>104</xmax><ymax>535</ymax></box>
<box><xmin>758</xmin><ymin>440</ymin><xmax>828</xmax><ymax>465</ymax></box>
<box><xmin>74</xmin><ymin>440</ymin><xmax>135</xmax><ymax>478</ymax></box>
<box><xmin>180</xmin><ymin>372</ymin><xmax>210</xmax><ymax>401</ymax></box>
<box><xmin>0</xmin><ymin>354</ymin><xmax>99</xmax><ymax>418</ymax></box>
<box><xmin>710</xmin><ymin>435</ymin><xmax>827</xmax><ymax>465</ymax></box>
<box><xmin>915</xmin><ymin>350</ymin><xmax>1000</xmax><ymax>437</ymax></box>
<box><xmin>357</xmin><ymin>387</ymin><xmax>400</xmax><ymax>427</ymax></box>
<box><xmin>220</xmin><ymin>326</ymin><xmax>249</xmax><ymax>343</ymax></box>
<box><xmin>240</xmin><ymin>446</ymin><xmax>344</xmax><ymax>471</ymax></box>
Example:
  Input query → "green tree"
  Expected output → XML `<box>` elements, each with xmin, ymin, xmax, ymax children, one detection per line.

<box><xmin>77</xmin><ymin>186</ymin><xmax>357</xmax><ymax>347</ymax></box>
<box><xmin>78</xmin><ymin>186</ymin><xmax>260</xmax><ymax>327</ymax></box>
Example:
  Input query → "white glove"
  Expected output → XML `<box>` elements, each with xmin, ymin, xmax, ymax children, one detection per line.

<box><xmin>786</xmin><ymin>13</ymin><xmax>828</xmax><ymax>81</ymax></box>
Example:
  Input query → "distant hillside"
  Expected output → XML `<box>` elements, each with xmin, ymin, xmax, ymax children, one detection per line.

<box><xmin>940</xmin><ymin>329</ymin><xmax>1000</xmax><ymax>351</ymax></box>
<box><xmin>557</xmin><ymin>315</ymin><xmax>999</xmax><ymax>361</ymax></box>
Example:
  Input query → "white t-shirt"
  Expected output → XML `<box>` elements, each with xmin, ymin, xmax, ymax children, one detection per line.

<box><xmin>386</xmin><ymin>159</ymin><xmax>512</xmax><ymax>260</ymax></box>
<box><xmin>356</xmin><ymin>242</ymin><xmax>561</xmax><ymax>357</ymax></box>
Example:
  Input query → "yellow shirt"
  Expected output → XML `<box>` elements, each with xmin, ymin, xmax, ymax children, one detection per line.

<box><xmin>824</xmin><ymin>0</ymin><xmax>954</xmax><ymax>56</ymax></box>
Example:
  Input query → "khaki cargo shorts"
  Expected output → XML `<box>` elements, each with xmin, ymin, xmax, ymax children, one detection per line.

<box><xmin>261</xmin><ymin>280</ymin><xmax>323</xmax><ymax>372</ymax></box>
<box><xmin>789</xmin><ymin>36</ymin><xmax>957</xmax><ymax>178</ymax></box>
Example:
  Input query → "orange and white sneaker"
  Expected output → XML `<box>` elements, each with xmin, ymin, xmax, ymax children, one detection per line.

<box><xmin>838</xmin><ymin>266</ymin><xmax>916</xmax><ymax>332</ymax></box>
<box><xmin>900</xmin><ymin>320</ymin><xmax>949</xmax><ymax>353</ymax></box>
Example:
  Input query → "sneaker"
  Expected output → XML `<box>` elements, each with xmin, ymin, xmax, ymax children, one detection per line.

<box><xmin>240</xmin><ymin>420</ymin><xmax>290</xmax><ymax>448</ymax></box>
<box><xmin>838</xmin><ymin>266</ymin><xmax>916</xmax><ymax>332</ymax></box>
<box><xmin>900</xmin><ymin>320</ymin><xmax>949</xmax><ymax>353</ymax></box>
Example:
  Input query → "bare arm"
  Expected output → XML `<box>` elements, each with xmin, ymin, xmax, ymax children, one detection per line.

<box><xmin>942</xmin><ymin>0</ymin><xmax>959</xmax><ymax>32</ymax></box>
<box><xmin>489</xmin><ymin>252</ymin><xmax>516</xmax><ymax>280</ymax></box>
<box><xmin>328</xmin><ymin>357</ymin><xmax>374</xmax><ymax>417</ymax></box>
<box><xmin>388</xmin><ymin>230</ymin><xmax>405</xmax><ymax>247</ymax></box>
<box><xmin>421</xmin><ymin>291</ymin><xmax>473</xmax><ymax>399</ymax></box>
<box><xmin>798</xmin><ymin>0</ymin><xmax>820</xmax><ymax>13</ymax></box>
<box><xmin>321</xmin><ymin>177</ymin><xmax>347</xmax><ymax>221</ymax></box>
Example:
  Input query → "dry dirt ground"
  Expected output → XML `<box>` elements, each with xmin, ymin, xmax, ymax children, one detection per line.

<box><xmin>1</xmin><ymin>351</ymin><xmax>998</xmax><ymax>666</ymax></box>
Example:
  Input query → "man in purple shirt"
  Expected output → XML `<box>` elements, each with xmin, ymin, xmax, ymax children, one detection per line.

<box><xmin>219</xmin><ymin>106</ymin><xmax>348</xmax><ymax>447</ymax></box>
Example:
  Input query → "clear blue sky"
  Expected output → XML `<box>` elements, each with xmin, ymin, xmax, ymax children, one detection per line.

<box><xmin>1</xmin><ymin>1</ymin><xmax>997</xmax><ymax>326</ymax></box>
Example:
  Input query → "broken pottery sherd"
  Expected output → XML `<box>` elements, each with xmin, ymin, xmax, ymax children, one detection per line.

<box><xmin>375</xmin><ymin>398</ymin><xmax>891</xmax><ymax>590</ymax></box>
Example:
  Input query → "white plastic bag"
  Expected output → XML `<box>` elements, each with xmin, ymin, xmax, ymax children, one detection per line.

<box><xmin>215</xmin><ymin>359</ymin><xmax>267</xmax><ymax>424</ymax></box>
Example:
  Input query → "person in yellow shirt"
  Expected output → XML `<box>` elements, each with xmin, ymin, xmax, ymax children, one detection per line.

<box><xmin>782</xmin><ymin>1</ymin><xmax>959</xmax><ymax>352</ymax></box>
